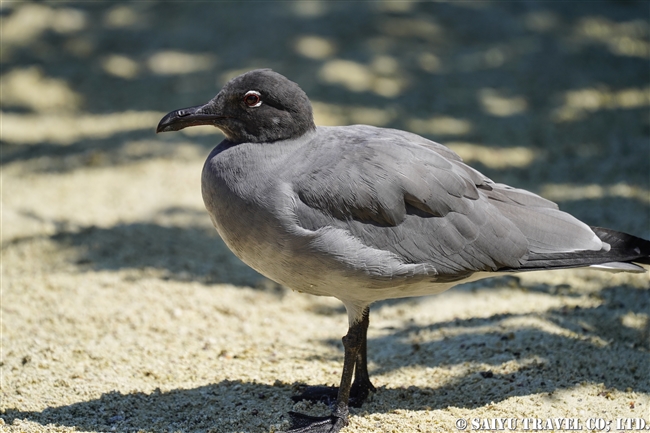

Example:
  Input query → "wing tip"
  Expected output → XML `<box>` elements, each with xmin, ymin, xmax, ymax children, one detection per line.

<box><xmin>589</xmin><ymin>262</ymin><xmax>647</xmax><ymax>273</ymax></box>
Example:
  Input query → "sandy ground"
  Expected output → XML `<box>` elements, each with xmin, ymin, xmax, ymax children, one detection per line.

<box><xmin>2</xmin><ymin>2</ymin><xmax>649</xmax><ymax>432</ymax></box>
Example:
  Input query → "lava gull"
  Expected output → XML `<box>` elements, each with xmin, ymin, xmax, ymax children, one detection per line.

<box><xmin>157</xmin><ymin>69</ymin><xmax>649</xmax><ymax>433</ymax></box>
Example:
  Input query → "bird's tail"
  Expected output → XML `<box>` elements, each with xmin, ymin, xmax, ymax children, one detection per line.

<box><xmin>511</xmin><ymin>226</ymin><xmax>650</xmax><ymax>273</ymax></box>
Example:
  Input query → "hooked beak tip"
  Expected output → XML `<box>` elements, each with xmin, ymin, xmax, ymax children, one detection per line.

<box><xmin>156</xmin><ymin>104</ymin><xmax>221</xmax><ymax>134</ymax></box>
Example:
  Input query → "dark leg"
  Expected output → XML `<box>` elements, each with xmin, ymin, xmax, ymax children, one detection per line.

<box><xmin>291</xmin><ymin>308</ymin><xmax>375</xmax><ymax>408</ymax></box>
<box><xmin>349</xmin><ymin>308</ymin><xmax>376</xmax><ymax>407</ymax></box>
<box><xmin>285</xmin><ymin>309</ymin><xmax>372</xmax><ymax>433</ymax></box>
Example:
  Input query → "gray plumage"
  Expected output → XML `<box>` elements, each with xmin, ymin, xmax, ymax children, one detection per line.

<box><xmin>199</xmin><ymin>121</ymin><xmax>646</xmax><ymax>321</ymax></box>
<box><xmin>157</xmin><ymin>69</ymin><xmax>649</xmax><ymax>433</ymax></box>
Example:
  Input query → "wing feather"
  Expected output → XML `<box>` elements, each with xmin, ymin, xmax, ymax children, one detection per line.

<box><xmin>289</xmin><ymin>125</ymin><xmax>606</xmax><ymax>278</ymax></box>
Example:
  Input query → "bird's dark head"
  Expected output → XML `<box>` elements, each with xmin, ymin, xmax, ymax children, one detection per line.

<box><xmin>156</xmin><ymin>69</ymin><xmax>316</xmax><ymax>143</ymax></box>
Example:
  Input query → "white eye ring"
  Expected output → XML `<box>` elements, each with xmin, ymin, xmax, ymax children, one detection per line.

<box><xmin>244</xmin><ymin>90</ymin><xmax>262</xmax><ymax>108</ymax></box>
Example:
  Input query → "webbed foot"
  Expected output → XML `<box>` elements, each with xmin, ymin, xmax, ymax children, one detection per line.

<box><xmin>283</xmin><ymin>410</ymin><xmax>348</xmax><ymax>433</ymax></box>
<box><xmin>292</xmin><ymin>378</ymin><xmax>375</xmax><ymax>408</ymax></box>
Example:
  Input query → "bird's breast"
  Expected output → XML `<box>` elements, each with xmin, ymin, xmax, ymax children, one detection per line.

<box><xmin>200</xmin><ymin>145</ymin><xmax>303</xmax><ymax>284</ymax></box>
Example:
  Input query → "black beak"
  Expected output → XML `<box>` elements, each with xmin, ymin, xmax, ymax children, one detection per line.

<box><xmin>156</xmin><ymin>104</ymin><xmax>225</xmax><ymax>133</ymax></box>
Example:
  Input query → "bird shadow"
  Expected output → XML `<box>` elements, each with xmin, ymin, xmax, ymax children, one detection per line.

<box><xmin>0</xmin><ymin>382</ymin><xmax>292</xmax><ymax>433</ymax></box>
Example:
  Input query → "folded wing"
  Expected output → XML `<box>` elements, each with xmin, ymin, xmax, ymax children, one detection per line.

<box><xmin>290</xmin><ymin>126</ymin><xmax>623</xmax><ymax>280</ymax></box>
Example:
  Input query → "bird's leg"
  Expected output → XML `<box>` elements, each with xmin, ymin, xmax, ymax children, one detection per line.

<box><xmin>290</xmin><ymin>308</ymin><xmax>375</xmax><ymax>408</ymax></box>
<box><xmin>285</xmin><ymin>312</ymin><xmax>369</xmax><ymax>433</ymax></box>
<box><xmin>349</xmin><ymin>308</ymin><xmax>376</xmax><ymax>407</ymax></box>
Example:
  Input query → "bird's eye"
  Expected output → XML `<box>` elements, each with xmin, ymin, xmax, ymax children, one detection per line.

<box><xmin>244</xmin><ymin>90</ymin><xmax>262</xmax><ymax>108</ymax></box>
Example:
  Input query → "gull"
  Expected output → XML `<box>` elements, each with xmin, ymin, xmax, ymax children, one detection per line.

<box><xmin>157</xmin><ymin>69</ymin><xmax>649</xmax><ymax>433</ymax></box>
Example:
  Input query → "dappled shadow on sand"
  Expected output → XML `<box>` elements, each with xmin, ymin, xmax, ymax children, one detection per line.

<box><xmin>367</xmin><ymin>285</ymin><xmax>649</xmax><ymax>383</ymax></box>
<box><xmin>2</xmin><ymin>1</ymin><xmax>648</xmax><ymax>197</ymax></box>
<box><xmin>2</xmin><ymin>2</ymin><xmax>648</xmax><ymax>242</ymax></box>
<box><xmin>49</xmin><ymin>222</ymin><xmax>259</xmax><ymax>285</ymax></box>
<box><xmin>3</xmin><ymin>207</ymin><xmax>265</xmax><ymax>288</ymax></box>
<box><xmin>0</xmin><ymin>130</ymin><xmax>216</xmax><ymax>172</ymax></box>
<box><xmin>3</xmin><ymin>283</ymin><xmax>647</xmax><ymax>431</ymax></box>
